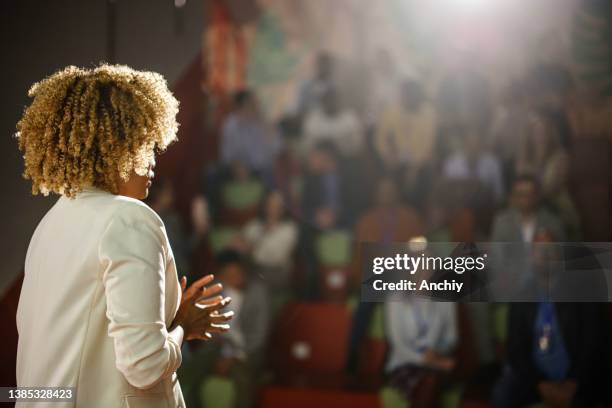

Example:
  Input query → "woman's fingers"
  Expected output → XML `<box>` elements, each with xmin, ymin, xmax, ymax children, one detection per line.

<box><xmin>180</xmin><ymin>276</ymin><xmax>187</xmax><ymax>292</ymax></box>
<box><xmin>209</xmin><ymin>311</ymin><xmax>234</xmax><ymax>323</ymax></box>
<box><xmin>197</xmin><ymin>283</ymin><xmax>223</xmax><ymax>301</ymax></box>
<box><xmin>207</xmin><ymin>324</ymin><xmax>230</xmax><ymax>333</ymax></box>
<box><xmin>184</xmin><ymin>274</ymin><xmax>214</xmax><ymax>299</ymax></box>
<box><xmin>194</xmin><ymin>295</ymin><xmax>223</xmax><ymax>307</ymax></box>
<box><xmin>196</xmin><ymin>296</ymin><xmax>231</xmax><ymax>313</ymax></box>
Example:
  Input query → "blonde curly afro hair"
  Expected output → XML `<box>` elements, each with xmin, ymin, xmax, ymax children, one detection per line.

<box><xmin>16</xmin><ymin>64</ymin><xmax>179</xmax><ymax>197</ymax></box>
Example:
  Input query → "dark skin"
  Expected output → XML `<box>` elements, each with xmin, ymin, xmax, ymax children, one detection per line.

<box><xmin>116</xmin><ymin>160</ymin><xmax>234</xmax><ymax>342</ymax></box>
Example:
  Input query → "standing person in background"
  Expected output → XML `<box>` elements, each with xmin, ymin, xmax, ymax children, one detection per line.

<box><xmin>291</xmin><ymin>51</ymin><xmax>335</xmax><ymax>117</ymax></box>
<box><xmin>220</xmin><ymin>89</ymin><xmax>281</xmax><ymax>182</ymax></box>
<box><xmin>15</xmin><ymin>65</ymin><xmax>233</xmax><ymax>407</ymax></box>
<box><xmin>443</xmin><ymin>130</ymin><xmax>505</xmax><ymax>203</ymax></box>
<box><xmin>374</xmin><ymin>80</ymin><xmax>437</xmax><ymax>205</ymax></box>
<box><xmin>302</xmin><ymin>87</ymin><xmax>364</xmax><ymax>159</ymax></box>
<box><xmin>516</xmin><ymin>110</ymin><xmax>580</xmax><ymax>239</ymax></box>
<box><xmin>374</xmin><ymin>80</ymin><xmax>436</xmax><ymax>173</ymax></box>
<box><xmin>490</xmin><ymin>80</ymin><xmax>531</xmax><ymax>188</ymax></box>
<box><xmin>366</xmin><ymin>49</ymin><xmax>403</xmax><ymax>127</ymax></box>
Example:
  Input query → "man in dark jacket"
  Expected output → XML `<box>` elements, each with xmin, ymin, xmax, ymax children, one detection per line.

<box><xmin>492</xmin><ymin>301</ymin><xmax>608</xmax><ymax>407</ymax></box>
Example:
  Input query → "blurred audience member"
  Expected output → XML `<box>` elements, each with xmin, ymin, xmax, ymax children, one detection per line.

<box><xmin>347</xmin><ymin>178</ymin><xmax>424</xmax><ymax>373</ymax></box>
<box><xmin>214</xmin><ymin>250</ymin><xmax>270</xmax><ymax>408</ymax></box>
<box><xmin>234</xmin><ymin>191</ymin><xmax>298</xmax><ymax>289</ymax></box>
<box><xmin>436</xmin><ymin>69</ymin><xmax>492</xmax><ymax>160</ymax></box>
<box><xmin>220</xmin><ymin>89</ymin><xmax>281</xmax><ymax>180</ymax></box>
<box><xmin>385</xmin><ymin>293</ymin><xmax>457</xmax><ymax>407</ymax></box>
<box><xmin>302</xmin><ymin>87</ymin><xmax>364</xmax><ymax>159</ymax></box>
<box><xmin>374</xmin><ymin>80</ymin><xmax>436</xmax><ymax>175</ymax></box>
<box><xmin>490</xmin><ymin>80</ymin><xmax>530</xmax><ymax>186</ymax></box>
<box><xmin>492</xmin><ymin>301</ymin><xmax>607</xmax><ymax>407</ymax></box>
<box><xmin>291</xmin><ymin>51</ymin><xmax>335</xmax><ymax>116</ymax></box>
<box><xmin>355</xmin><ymin>177</ymin><xmax>424</xmax><ymax>244</ymax></box>
<box><xmin>366</xmin><ymin>49</ymin><xmax>402</xmax><ymax>126</ymax></box>
<box><xmin>491</xmin><ymin>174</ymin><xmax>564</xmax><ymax>243</ymax></box>
<box><xmin>516</xmin><ymin>110</ymin><xmax>581</xmax><ymax>239</ymax></box>
<box><xmin>301</xmin><ymin>142</ymin><xmax>346</xmax><ymax>230</ymax></box>
<box><xmin>443</xmin><ymin>130</ymin><xmax>505</xmax><ymax>202</ymax></box>
<box><xmin>528</xmin><ymin>63</ymin><xmax>573</xmax><ymax>149</ymax></box>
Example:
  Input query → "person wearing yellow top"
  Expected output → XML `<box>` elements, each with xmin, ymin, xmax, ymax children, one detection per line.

<box><xmin>374</xmin><ymin>80</ymin><xmax>437</xmax><ymax>175</ymax></box>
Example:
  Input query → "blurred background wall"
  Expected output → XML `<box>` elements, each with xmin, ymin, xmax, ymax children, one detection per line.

<box><xmin>0</xmin><ymin>0</ymin><xmax>203</xmax><ymax>294</ymax></box>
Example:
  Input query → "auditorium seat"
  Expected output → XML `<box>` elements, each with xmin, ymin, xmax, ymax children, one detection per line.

<box><xmin>269</xmin><ymin>302</ymin><xmax>351</xmax><ymax>386</ymax></box>
<box><xmin>258</xmin><ymin>386</ymin><xmax>380</xmax><ymax>408</ymax></box>
<box><xmin>315</xmin><ymin>230</ymin><xmax>353</xmax><ymax>302</ymax></box>
<box><xmin>208</xmin><ymin>227</ymin><xmax>239</xmax><ymax>253</ymax></box>
<box><xmin>318</xmin><ymin>265</ymin><xmax>352</xmax><ymax>302</ymax></box>
<box><xmin>220</xmin><ymin>178</ymin><xmax>264</xmax><ymax>226</ymax></box>
<box><xmin>200</xmin><ymin>376</ymin><xmax>235</xmax><ymax>408</ymax></box>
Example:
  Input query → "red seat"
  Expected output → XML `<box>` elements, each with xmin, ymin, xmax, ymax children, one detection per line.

<box><xmin>357</xmin><ymin>338</ymin><xmax>387</xmax><ymax>377</ymax></box>
<box><xmin>269</xmin><ymin>302</ymin><xmax>351</xmax><ymax>384</ymax></box>
<box><xmin>258</xmin><ymin>386</ymin><xmax>380</xmax><ymax>408</ymax></box>
<box><xmin>318</xmin><ymin>265</ymin><xmax>352</xmax><ymax>302</ymax></box>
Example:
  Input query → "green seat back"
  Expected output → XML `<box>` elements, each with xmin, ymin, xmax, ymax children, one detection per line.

<box><xmin>200</xmin><ymin>376</ymin><xmax>235</xmax><ymax>408</ymax></box>
<box><xmin>209</xmin><ymin>227</ymin><xmax>239</xmax><ymax>254</ymax></box>
<box><xmin>222</xmin><ymin>179</ymin><xmax>264</xmax><ymax>210</ymax></box>
<box><xmin>315</xmin><ymin>230</ymin><xmax>352</xmax><ymax>266</ymax></box>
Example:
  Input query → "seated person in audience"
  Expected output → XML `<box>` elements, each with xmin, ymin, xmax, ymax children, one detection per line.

<box><xmin>220</xmin><ymin>89</ymin><xmax>281</xmax><ymax>181</ymax></box>
<box><xmin>443</xmin><ymin>129</ymin><xmax>504</xmax><ymax>203</ymax></box>
<box><xmin>346</xmin><ymin>177</ymin><xmax>424</xmax><ymax>373</ymax></box>
<box><xmin>385</xmin><ymin>288</ymin><xmax>457</xmax><ymax>407</ymax></box>
<box><xmin>516</xmin><ymin>109</ymin><xmax>580</xmax><ymax>239</ymax></box>
<box><xmin>302</xmin><ymin>86</ymin><xmax>364</xmax><ymax>159</ymax></box>
<box><xmin>300</xmin><ymin>141</ymin><xmax>347</xmax><ymax>230</ymax></box>
<box><xmin>374</xmin><ymin>79</ymin><xmax>436</xmax><ymax>183</ymax></box>
<box><xmin>183</xmin><ymin>250</ymin><xmax>269</xmax><ymax>408</ymax></box>
<box><xmin>297</xmin><ymin>142</ymin><xmax>348</xmax><ymax>298</ymax></box>
<box><xmin>233</xmin><ymin>190</ymin><xmax>298</xmax><ymax>289</ymax></box>
<box><xmin>491</xmin><ymin>174</ymin><xmax>564</xmax><ymax>243</ymax></box>
<box><xmin>355</xmin><ymin>176</ymin><xmax>424</xmax><ymax>244</ymax></box>
<box><xmin>492</xmin><ymin>238</ymin><xmax>607</xmax><ymax>408</ymax></box>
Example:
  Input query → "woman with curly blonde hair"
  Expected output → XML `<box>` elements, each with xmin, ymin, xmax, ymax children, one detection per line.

<box><xmin>15</xmin><ymin>64</ymin><xmax>233</xmax><ymax>408</ymax></box>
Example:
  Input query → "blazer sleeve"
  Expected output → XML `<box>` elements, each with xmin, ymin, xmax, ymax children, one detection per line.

<box><xmin>99</xmin><ymin>201</ymin><xmax>182</xmax><ymax>389</ymax></box>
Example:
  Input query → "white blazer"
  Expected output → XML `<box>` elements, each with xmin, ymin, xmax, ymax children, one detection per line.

<box><xmin>16</xmin><ymin>187</ymin><xmax>185</xmax><ymax>408</ymax></box>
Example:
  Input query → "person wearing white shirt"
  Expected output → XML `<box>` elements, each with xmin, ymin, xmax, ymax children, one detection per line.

<box><xmin>302</xmin><ymin>87</ymin><xmax>364</xmax><ymax>158</ymax></box>
<box><xmin>238</xmin><ymin>191</ymin><xmax>298</xmax><ymax>288</ymax></box>
<box><xmin>443</xmin><ymin>130</ymin><xmax>505</xmax><ymax>202</ymax></box>
<box><xmin>385</xmin><ymin>295</ymin><xmax>457</xmax><ymax>405</ymax></box>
